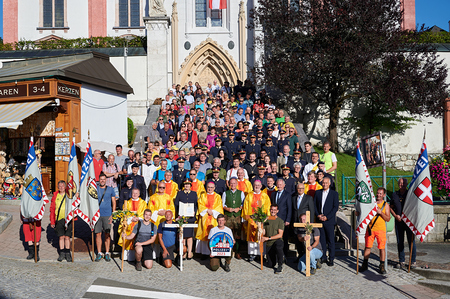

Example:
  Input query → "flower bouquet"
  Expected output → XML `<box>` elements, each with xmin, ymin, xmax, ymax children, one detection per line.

<box><xmin>112</xmin><ymin>210</ymin><xmax>138</xmax><ymax>223</ymax></box>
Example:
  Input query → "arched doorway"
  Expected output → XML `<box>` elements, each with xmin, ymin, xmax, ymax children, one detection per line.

<box><xmin>178</xmin><ymin>38</ymin><xmax>241</xmax><ymax>88</ymax></box>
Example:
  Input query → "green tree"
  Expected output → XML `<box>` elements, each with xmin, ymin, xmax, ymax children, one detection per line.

<box><xmin>251</xmin><ymin>0</ymin><xmax>449</xmax><ymax>152</ymax></box>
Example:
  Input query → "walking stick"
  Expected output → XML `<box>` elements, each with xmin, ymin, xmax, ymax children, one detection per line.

<box><xmin>408</xmin><ymin>240</ymin><xmax>414</xmax><ymax>273</ymax></box>
<box><xmin>121</xmin><ymin>218</ymin><xmax>127</xmax><ymax>272</ymax></box>
<box><xmin>34</xmin><ymin>221</ymin><xmax>37</xmax><ymax>263</ymax></box>
<box><xmin>356</xmin><ymin>235</ymin><xmax>359</xmax><ymax>274</ymax></box>
<box><xmin>71</xmin><ymin>216</ymin><xmax>75</xmax><ymax>262</ymax></box>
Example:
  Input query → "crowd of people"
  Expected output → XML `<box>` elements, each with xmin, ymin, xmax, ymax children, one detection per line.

<box><xmin>21</xmin><ymin>79</ymin><xmax>414</xmax><ymax>275</ymax></box>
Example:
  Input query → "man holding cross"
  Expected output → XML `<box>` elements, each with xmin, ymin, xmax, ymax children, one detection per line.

<box><xmin>297</xmin><ymin>213</ymin><xmax>323</xmax><ymax>275</ymax></box>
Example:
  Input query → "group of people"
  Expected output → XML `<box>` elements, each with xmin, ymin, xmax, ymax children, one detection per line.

<box><xmin>21</xmin><ymin>80</ymin><xmax>416</xmax><ymax>275</ymax></box>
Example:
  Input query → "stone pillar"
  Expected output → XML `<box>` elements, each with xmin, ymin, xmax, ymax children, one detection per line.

<box><xmin>239</xmin><ymin>1</ymin><xmax>247</xmax><ymax>81</ymax></box>
<box><xmin>144</xmin><ymin>16</ymin><xmax>171</xmax><ymax>104</ymax></box>
<box><xmin>171</xmin><ymin>2</ymin><xmax>179</xmax><ymax>84</ymax></box>
<box><xmin>445</xmin><ymin>98</ymin><xmax>450</xmax><ymax>146</ymax></box>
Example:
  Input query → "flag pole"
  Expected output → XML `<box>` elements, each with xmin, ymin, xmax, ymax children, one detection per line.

<box><xmin>356</xmin><ymin>235</ymin><xmax>359</xmax><ymax>274</ymax></box>
<box><xmin>92</xmin><ymin>230</ymin><xmax>95</xmax><ymax>262</ymax></box>
<box><xmin>71</xmin><ymin>215</ymin><xmax>75</xmax><ymax>262</ymax></box>
<box><xmin>121</xmin><ymin>205</ymin><xmax>128</xmax><ymax>272</ymax></box>
<box><xmin>408</xmin><ymin>236</ymin><xmax>414</xmax><ymax>273</ymax></box>
<box><xmin>34</xmin><ymin>221</ymin><xmax>37</xmax><ymax>263</ymax></box>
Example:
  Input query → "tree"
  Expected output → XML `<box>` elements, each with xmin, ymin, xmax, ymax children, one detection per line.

<box><xmin>251</xmin><ymin>0</ymin><xmax>449</xmax><ymax>152</ymax></box>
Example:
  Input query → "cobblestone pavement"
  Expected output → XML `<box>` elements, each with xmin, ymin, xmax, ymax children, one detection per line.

<box><xmin>1</xmin><ymin>201</ymin><xmax>448</xmax><ymax>299</ymax></box>
<box><xmin>1</xmin><ymin>254</ymin><xmax>448</xmax><ymax>299</ymax></box>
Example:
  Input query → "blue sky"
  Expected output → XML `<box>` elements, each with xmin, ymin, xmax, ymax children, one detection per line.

<box><xmin>0</xmin><ymin>1</ymin><xmax>449</xmax><ymax>39</ymax></box>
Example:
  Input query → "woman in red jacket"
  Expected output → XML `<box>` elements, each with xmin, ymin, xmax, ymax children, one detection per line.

<box><xmin>50</xmin><ymin>180</ymin><xmax>74</xmax><ymax>262</ymax></box>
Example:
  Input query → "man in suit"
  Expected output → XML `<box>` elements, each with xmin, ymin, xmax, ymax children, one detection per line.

<box><xmin>271</xmin><ymin>179</ymin><xmax>292</xmax><ymax>256</ymax></box>
<box><xmin>277</xmin><ymin>145</ymin><xmax>293</xmax><ymax>174</ymax></box>
<box><xmin>292</xmin><ymin>182</ymin><xmax>315</xmax><ymax>260</ymax></box>
<box><xmin>314</xmin><ymin>177</ymin><xmax>339</xmax><ymax>266</ymax></box>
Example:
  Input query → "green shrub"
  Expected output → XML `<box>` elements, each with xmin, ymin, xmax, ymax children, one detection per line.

<box><xmin>127</xmin><ymin>117</ymin><xmax>136</xmax><ymax>146</ymax></box>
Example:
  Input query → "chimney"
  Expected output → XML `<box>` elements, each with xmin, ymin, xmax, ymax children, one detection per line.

<box><xmin>448</xmin><ymin>20</ymin><xmax>450</xmax><ymax>32</ymax></box>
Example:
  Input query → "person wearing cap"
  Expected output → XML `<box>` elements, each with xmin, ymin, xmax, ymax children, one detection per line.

<box><xmin>244</xmin><ymin>152</ymin><xmax>259</xmax><ymax>181</ymax></box>
<box><xmin>251</xmin><ymin>165</ymin><xmax>268</xmax><ymax>188</ymax></box>
<box><xmin>277</xmin><ymin>145</ymin><xmax>293</xmax><ymax>174</ymax></box>
<box><xmin>288</xmin><ymin>150</ymin><xmax>306</xmax><ymax>172</ymax></box>
<box><xmin>206</xmin><ymin>167</ymin><xmax>227</xmax><ymax>195</ymax></box>
<box><xmin>224</xmin><ymin>132</ymin><xmax>242</xmax><ymax>160</ymax></box>
<box><xmin>255</xmin><ymin>130</ymin><xmax>266</xmax><ymax>147</ymax></box>
<box><xmin>277</xmin><ymin>130</ymin><xmax>290</xmax><ymax>156</ymax></box>
<box><xmin>176</xmin><ymin>149</ymin><xmax>191</xmax><ymax>170</ymax></box>
<box><xmin>189</xmin><ymin>144</ymin><xmax>202</xmax><ymax>166</ymax></box>
<box><xmin>174</xmin><ymin>180</ymin><xmax>198</xmax><ymax>259</ymax></box>
<box><xmin>173</xmin><ymin>158</ymin><xmax>189</xmax><ymax>188</ymax></box>
<box><xmin>240</xmin><ymin>133</ymin><xmax>248</xmax><ymax>148</ymax></box>
<box><xmin>119</xmin><ymin>176</ymin><xmax>134</xmax><ymax>211</ymax></box>
<box><xmin>245</xmin><ymin>135</ymin><xmax>260</xmax><ymax>159</ymax></box>
<box><xmin>196</xmin><ymin>182</ymin><xmax>224</xmax><ymax>258</ymax></box>
<box><xmin>281</xmin><ymin>164</ymin><xmax>296</xmax><ymax>196</ymax></box>
<box><xmin>124</xmin><ymin>163</ymin><xmax>147</xmax><ymax>202</ymax></box>
<box><xmin>242</xmin><ymin>180</ymin><xmax>271</xmax><ymax>261</ymax></box>
<box><xmin>263</xmin><ymin>137</ymin><xmax>278</xmax><ymax>163</ymax></box>
<box><xmin>206</xmin><ymin>158</ymin><xmax>227</xmax><ymax>181</ymax></box>
<box><xmin>210</xmin><ymin>137</ymin><xmax>228</xmax><ymax>160</ymax></box>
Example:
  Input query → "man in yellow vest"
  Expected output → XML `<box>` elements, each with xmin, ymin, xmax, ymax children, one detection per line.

<box><xmin>359</xmin><ymin>188</ymin><xmax>391</xmax><ymax>274</ymax></box>
<box><xmin>319</xmin><ymin>141</ymin><xmax>337</xmax><ymax>178</ymax></box>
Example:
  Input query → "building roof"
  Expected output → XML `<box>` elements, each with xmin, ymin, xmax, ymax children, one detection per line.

<box><xmin>426</xmin><ymin>25</ymin><xmax>448</xmax><ymax>33</ymax></box>
<box><xmin>0</xmin><ymin>52</ymin><xmax>133</xmax><ymax>94</ymax></box>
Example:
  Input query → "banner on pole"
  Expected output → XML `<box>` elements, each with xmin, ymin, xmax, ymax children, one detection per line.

<box><xmin>20</xmin><ymin>137</ymin><xmax>49</xmax><ymax>220</ymax></box>
<box><xmin>361</xmin><ymin>132</ymin><xmax>385</xmax><ymax>169</ymax></box>
<box><xmin>65</xmin><ymin>139</ymin><xmax>80</xmax><ymax>227</ymax></box>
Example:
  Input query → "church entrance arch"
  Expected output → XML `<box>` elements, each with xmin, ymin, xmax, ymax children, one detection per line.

<box><xmin>178</xmin><ymin>38</ymin><xmax>241</xmax><ymax>88</ymax></box>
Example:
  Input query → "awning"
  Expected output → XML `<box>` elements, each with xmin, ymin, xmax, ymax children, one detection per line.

<box><xmin>0</xmin><ymin>100</ymin><xmax>52</xmax><ymax>129</ymax></box>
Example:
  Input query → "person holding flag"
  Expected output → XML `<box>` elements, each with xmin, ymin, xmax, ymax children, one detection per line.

<box><xmin>401</xmin><ymin>138</ymin><xmax>435</xmax><ymax>271</ymax></box>
<box><xmin>50</xmin><ymin>181</ymin><xmax>73</xmax><ymax>262</ymax></box>
<box><xmin>77</xmin><ymin>141</ymin><xmax>100</xmax><ymax>261</ymax></box>
<box><xmin>20</xmin><ymin>137</ymin><xmax>49</xmax><ymax>262</ymax></box>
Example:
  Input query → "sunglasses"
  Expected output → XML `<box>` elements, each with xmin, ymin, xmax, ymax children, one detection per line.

<box><xmin>190</xmin><ymin>173</ymin><xmax>196</xmax><ymax>175</ymax></box>
<box><xmin>158</xmin><ymin>187</ymin><xmax>166</xmax><ymax>189</ymax></box>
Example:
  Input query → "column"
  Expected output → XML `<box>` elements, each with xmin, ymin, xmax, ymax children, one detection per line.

<box><xmin>144</xmin><ymin>16</ymin><xmax>171</xmax><ymax>103</ymax></box>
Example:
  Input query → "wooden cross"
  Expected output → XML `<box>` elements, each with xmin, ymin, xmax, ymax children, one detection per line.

<box><xmin>293</xmin><ymin>211</ymin><xmax>322</xmax><ymax>277</ymax></box>
<box><xmin>165</xmin><ymin>223</ymin><xmax>198</xmax><ymax>271</ymax></box>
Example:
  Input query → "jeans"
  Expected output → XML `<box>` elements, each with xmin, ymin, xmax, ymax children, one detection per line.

<box><xmin>298</xmin><ymin>248</ymin><xmax>323</xmax><ymax>272</ymax></box>
<box><xmin>395</xmin><ymin>221</ymin><xmax>416</xmax><ymax>263</ymax></box>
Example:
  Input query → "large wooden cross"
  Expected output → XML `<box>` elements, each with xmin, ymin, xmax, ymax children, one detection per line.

<box><xmin>165</xmin><ymin>223</ymin><xmax>198</xmax><ymax>271</ymax></box>
<box><xmin>293</xmin><ymin>211</ymin><xmax>322</xmax><ymax>277</ymax></box>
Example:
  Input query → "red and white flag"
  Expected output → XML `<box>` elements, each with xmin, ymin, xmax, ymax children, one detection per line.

<box><xmin>401</xmin><ymin>139</ymin><xmax>435</xmax><ymax>242</ymax></box>
<box><xmin>209</xmin><ymin>0</ymin><xmax>227</xmax><ymax>9</ymax></box>
<box><xmin>65</xmin><ymin>138</ymin><xmax>80</xmax><ymax>227</ymax></box>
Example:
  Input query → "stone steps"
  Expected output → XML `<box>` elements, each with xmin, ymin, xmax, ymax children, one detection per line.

<box><xmin>413</xmin><ymin>268</ymin><xmax>450</xmax><ymax>282</ymax></box>
<box><xmin>418</xmin><ymin>279</ymin><xmax>450</xmax><ymax>294</ymax></box>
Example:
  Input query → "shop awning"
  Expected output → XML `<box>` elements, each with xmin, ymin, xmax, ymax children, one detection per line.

<box><xmin>0</xmin><ymin>100</ymin><xmax>51</xmax><ymax>129</ymax></box>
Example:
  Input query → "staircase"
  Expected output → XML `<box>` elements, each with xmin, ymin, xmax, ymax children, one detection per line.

<box><xmin>133</xmin><ymin>105</ymin><xmax>161</xmax><ymax>153</ymax></box>
<box><xmin>413</xmin><ymin>268</ymin><xmax>450</xmax><ymax>294</ymax></box>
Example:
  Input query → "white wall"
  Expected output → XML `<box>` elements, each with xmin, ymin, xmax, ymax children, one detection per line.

<box><xmin>80</xmin><ymin>83</ymin><xmax>128</xmax><ymax>146</ymax></box>
<box><xmin>18</xmin><ymin>0</ymin><xmax>89</xmax><ymax>41</ymax></box>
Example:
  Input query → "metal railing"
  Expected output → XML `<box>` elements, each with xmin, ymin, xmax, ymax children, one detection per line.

<box><xmin>340</xmin><ymin>174</ymin><xmax>450</xmax><ymax>206</ymax></box>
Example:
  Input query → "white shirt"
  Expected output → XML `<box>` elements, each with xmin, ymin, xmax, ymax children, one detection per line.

<box><xmin>222</xmin><ymin>189</ymin><xmax>245</xmax><ymax>207</ymax></box>
<box><xmin>297</xmin><ymin>194</ymin><xmax>304</xmax><ymax>209</ymax></box>
<box><xmin>226</xmin><ymin>168</ymin><xmax>249</xmax><ymax>181</ymax></box>
<box><xmin>303</xmin><ymin>162</ymin><xmax>319</xmax><ymax>181</ymax></box>
<box><xmin>211</xmin><ymin>84</ymin><xmax>220</xmax><ymax>93</ymax></box>
<box><xmin>184</xmin><ymin>94</ymin><xmax>195</xmax><ymax>105</ymax></box>
<box><xmin>321</xmin><ymin>189</ymin><xmax>330</xmax><ymax>214</ymax></box>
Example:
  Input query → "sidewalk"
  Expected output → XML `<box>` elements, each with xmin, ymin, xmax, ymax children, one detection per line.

<box><xmin>0</xmin><ymin>201</ymin><xmax>93</xmax><ymax>261</ymax></box>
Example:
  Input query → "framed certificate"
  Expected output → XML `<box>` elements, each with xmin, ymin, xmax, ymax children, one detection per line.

<box><xmin>179</xmin><ymin>202</ymin><xmax>195</xmax><ymax>217</ymax></box>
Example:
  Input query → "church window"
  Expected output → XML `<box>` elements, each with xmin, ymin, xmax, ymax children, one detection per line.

<box><xmin>119</xmin><ymin>0</ymin><xmax>141</xmax><ymax>27</ymax></box>
<box><xmin>195</xmin><ymin>0</ymin><xmax>207</xmax><ymax>27</ymax></box>
<box><xmin>42</xmin><ymin>0</ymin><xmax>65</xmax><ymax>28</ymax></box>
<box><xmin>211</xmin><ymin>10</ymin><xmax>222</xmax><ymax>27</ymax></box>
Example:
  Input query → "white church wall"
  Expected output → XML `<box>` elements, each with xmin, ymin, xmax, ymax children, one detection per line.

<box><xmin>18</xmin><ymin>0</ymin><xmax>89</xmax><ymax>41</ymax></box>
<box><xmin>109</xmin><ymin>55</ymin><xmax>149</xmax><ymax>125</ymax></box>
<box><xmin>175</xmin><ymin>0</ymin><xmax>242</xmax><ymax>86</ymax></box>
<box><xmin>80</xmin><ymin>83</ymin><xmax>128</xmax><ymax>146</ymax></box>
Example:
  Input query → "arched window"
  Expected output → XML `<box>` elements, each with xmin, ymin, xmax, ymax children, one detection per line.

<box><xmin>195</xmin><ymin>0</ymin><xmax>224</xmax><ymax>28</ymax></box>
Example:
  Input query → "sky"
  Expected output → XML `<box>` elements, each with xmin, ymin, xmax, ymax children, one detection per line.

<box><xmin>0</xmin><ymin>1</ymin><xmax>449</xmax><ymax>39</ymax></box>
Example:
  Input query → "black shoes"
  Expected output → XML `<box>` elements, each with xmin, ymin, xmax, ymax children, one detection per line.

<box><xmin>275</xmin><ymin>265</ymin><xmax>283</xmax><ymax>274</ymax></box>
<box><xmin>57</xmin><ymin>251</ymin><xmax>65</xmax><ymax>262</ymax></box>
<box><xmin>310</xmin><ymin>267</ymin><xmax>316</xmax><ymax>275</ymax></box>
<box><xmin>360</xmin><ymin>259</ymin><xmax>369</xmax><ymax>272</ymax></box>
<box><xmin>26</xmin><ymin>247</ymin><xmax>35</xmax><ymax>260</ymax></box>
<box><xmin>327</xmin><ymin>260</ymin><xmax>334</xmax><ymax>267</ymax></box>
<box><xmin>379</xmin><ymin>262</ymin><xmax>387</xmax><ymax>274</ymax></box>
<box><xmin>224</xmin><ymin>263</ymin><xmax>231</xmax><ymax>272</ymax></box>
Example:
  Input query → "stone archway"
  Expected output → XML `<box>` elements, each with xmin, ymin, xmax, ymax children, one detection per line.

<box><xmin>178</xmin><ymin>38</ymin><xmax>241</xmax><ymax>88</ymax></box>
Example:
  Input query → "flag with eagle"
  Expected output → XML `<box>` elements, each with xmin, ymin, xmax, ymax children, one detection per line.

<box><xmin>77</xmin><ymin>142</ymin><xmax>99</xmax><ymax>231</ymax></box>
<box><xmin>355</xmin><ymin>142</ymin><xmax>377</xmax><ymax>234</ymax></box>
<box><xmin>402</xmin><ymin>139</ymin><xmax>435</xmax><ymax>242</ymax></box>
<box><xmin>20</xmin><ymin>137</ymin><xmax>49</xmax><ymax>220</ymax></box>
<box><xmin>65</xmin><ymin>138</ymin><xmax>80</xmax><ymax>228</ymax></box>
